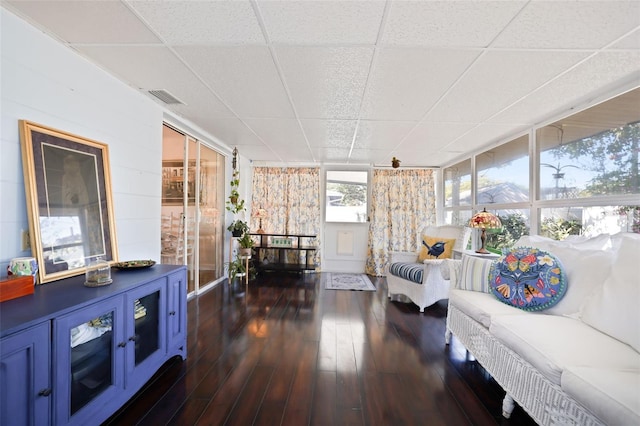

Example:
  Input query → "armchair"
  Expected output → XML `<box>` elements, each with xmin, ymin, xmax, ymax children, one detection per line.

<box><xmin>386</xmin><ymin>225</ymin><xmax>471</xmax><ymax>312</ymax></box>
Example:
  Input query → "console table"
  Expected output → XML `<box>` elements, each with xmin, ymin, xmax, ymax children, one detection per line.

<box><xmin>250</xmin><ymin>233</ymin><xmax>317</xmax><ymax>273</ymax></box>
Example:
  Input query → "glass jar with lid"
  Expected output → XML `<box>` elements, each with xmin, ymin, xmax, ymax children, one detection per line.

<box><xmin>84</xmin><ymin>257</ymin><xmax>112</xmax><ymax>287</ymax></box>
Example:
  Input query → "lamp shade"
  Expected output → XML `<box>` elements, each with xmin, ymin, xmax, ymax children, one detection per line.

<box><xmin>469</xmin><ymin>208</ymin><xmax>502</xmax><ymax>229</ymax></box>
<box><xmin>253</xmin><ymin>208</ymin><xmax>268</xmax><ymax>219</ymax></box>
<box><xmin>253</xmin><ymin>208</ymin><xmax>268</xmax><ymax>234</ymax></box>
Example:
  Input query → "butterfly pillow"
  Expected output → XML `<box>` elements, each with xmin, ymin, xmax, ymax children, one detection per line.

<box><xmin>489</xmin><ymin>247</ymin><xmax>567</xmax><ymax>311</ymax></box>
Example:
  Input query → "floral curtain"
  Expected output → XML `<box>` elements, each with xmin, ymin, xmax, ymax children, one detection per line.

<box><xmin>251</xmin><ymin>167</ymin><xmax>321</xmax><ymax>268</ymax></box>
<box><xmin>365</xmin><ymin>168</ymin><xmax>436</xmax><ymax>276</ymax></box>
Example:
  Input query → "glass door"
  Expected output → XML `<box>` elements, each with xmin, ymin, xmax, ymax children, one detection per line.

<box><xmin>197</xmin><ymin>144</ymin><xmax>225</xmax><ymax>286</ymax></box>
<box><xmin>161</xmin><ymin>124</ymin><xmax>224</xmax><ymax>295</ymax></box>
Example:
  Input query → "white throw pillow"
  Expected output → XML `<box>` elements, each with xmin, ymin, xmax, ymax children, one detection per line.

<box><xmin>514</xmin><ymin>235</ymin><xmax>556</xmax><ymax>250</ymax></box>
<box><xmin>543</xmin><ymin>246</ymin><xmax>614</xmax><ymax>317</ymax></box>
<box><xmin>515</xmin><ymin>233</ymin><xmax>612</xmax><ymax>251</ymax></box>
<box><xmin>456</xmin><ymin>255</ymin><xmax>495</xmax><ymax>293</ymax></box>
<box><xmin>580</xmin><ymin>236</ymin><xmax>640</xmax><ymax>352</ymax></box>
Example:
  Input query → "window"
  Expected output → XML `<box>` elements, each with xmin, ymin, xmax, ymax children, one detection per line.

<box><xmin>441</xmin><ymin>86</ymin><xmax>640</xmax><ymax>245</ymax></box>
<box><xmin>536</xmin><ymin>88</ymin><xmax>640</xmax><ymax>237</ymax></box>
<box><xmin>537</xmin><ymin>92</ymin><xmax>639</xmax><ymax>200</ymax></box>
<box><xmin>325</xmin><ymin>171</ymin><xmax>368</xmax><ymax>223</ymax></box>
<box><xmin>476</xmin><ymin>135</ymin><xmax>529</xmax><ymax>204</ymax></box>
<box><xmin>444</xmin><ymin>159</ymin><xmax>471</xmax><ymax>207</ymax></box>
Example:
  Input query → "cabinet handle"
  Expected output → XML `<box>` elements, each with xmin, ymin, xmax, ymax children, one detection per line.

<box><xmin>169</xmin><ymin>311</ymin><xmax>176</xmax><ymax>316</ymax></box>
<box><xmin>118</xmin><ymin>341</ymin><xmax>127</xmax><ymax>348</ymax></box>
<box><xmin>38</xmin><ymin>389</ymin><xmax>51</xmax><ymax>397</ymax></box>
<box><xmin>129</xmin><ymin>335</ymin><xmax>139</xmax><ymax>342</ymax></box>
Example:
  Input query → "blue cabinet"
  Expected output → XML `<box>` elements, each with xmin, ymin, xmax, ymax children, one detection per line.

<box><xmin>0</xmin><ymin>322</ymin><xmax>51</xmax><ymax>426</ymax></box>
<box><xmin>167</xmin><ymin>271</ymin><xmax>187</xmax><ymax>355</ymax></box>
<box><xmin>0</xmin><ymin>265</ymin><xmax>186</xmax><ymax>426</ymax></box>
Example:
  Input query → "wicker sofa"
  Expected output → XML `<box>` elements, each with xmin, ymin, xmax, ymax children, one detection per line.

<box><xmin>444</xmin><ymin>233</ymin><xmax>640</xmax><ymax>425</ymax></box>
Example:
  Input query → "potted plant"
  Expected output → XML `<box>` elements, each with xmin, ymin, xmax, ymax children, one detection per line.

<box><xmin>225</xmin><ymin>257</ymin><xmax>246</xmax><ymax>281</ymax></box>
<box><xmin>226</xmin><ymin>170</ymin><xmax>245</xmax><ymax>215</ymax></box>
<box><xmin>237</xmin><ymin>232</ymin><xmax>254</xmax><ymax>256</ymax></box>
<box><xmin>227</xmin><ymin>220</ymin><xmax>249</xmax><ymax>237</ymax></box>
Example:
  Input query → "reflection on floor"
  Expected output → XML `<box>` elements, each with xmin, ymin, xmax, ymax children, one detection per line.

<box><xmin>105</xmin><ymin>271</ymin><xmax>536</xmax><ymax>426</ymax></box>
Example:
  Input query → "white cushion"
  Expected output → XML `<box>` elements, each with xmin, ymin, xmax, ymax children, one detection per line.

<box><xmin>610</xmin><ymin>231</ymin><xmax>640</xmax><ymax>252</ymax></box>
<box><xmin>449</xmin><ymin>289</ymin><xmax>524</xmax><ymax>328</ymax></box>
<box><xmin>561</xmin><ymin>233</ymin><xmax>612</xmax><ymax>250</ymax></box>
<box><xmin>490</xmin><ymin>314</ymin><xmax>640</xmax><ymax>385</ymax></box>
<box><xmin>580</xmin><ymin>236</ymin><xmax>640</xmax><ymax>352</ymax></box>
<box><xmin>543</xmin><ymin>246</ymin><xmax>614</xmax><ymax>317</ymax></box>
<box><xmin>456</xmin><ymin>255</ymin><xmax>495</xmax><ymax>293</ymax></box>
<box><xmin>515</xmin><ymin>233</ymin><xmax>612</xmax><ymax>251</ymax></box>
<box><xmin>562</xmin><ymin>366</ymin><xmax>640</xmax><ymax>426</ymax></box>
<box><xmin>514</xmin><ymin>234</ymin><xmax>556</xmax><ymax>250</ymax></box>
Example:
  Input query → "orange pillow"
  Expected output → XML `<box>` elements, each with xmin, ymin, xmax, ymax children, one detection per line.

<box><xmin>418</xmin><ymin>236</ymin><xmax>456</xmax><ymax>261</ymax></box>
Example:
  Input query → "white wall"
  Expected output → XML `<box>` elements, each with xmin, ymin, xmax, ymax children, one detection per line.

<box><xmin>1</xmin><ymin>9</ymin><xmax>165</xmax><ymax>271</ymax></box>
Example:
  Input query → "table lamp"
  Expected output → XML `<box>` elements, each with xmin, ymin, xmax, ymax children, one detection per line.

<box><xmin>468</xmin><ymin>208</ymin><xmax>502</xmax><ymax>254</ymax></box>
<box><xmin>253</xmin><ymin>208</ymin><xmax>268</xmax><ymax>234</ymax></box>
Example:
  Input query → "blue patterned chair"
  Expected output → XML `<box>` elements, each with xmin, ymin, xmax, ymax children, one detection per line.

<box><xmin>386</xmin><ymin>225</ymin><xmax>470</xmax><ymax>312</ymax></box>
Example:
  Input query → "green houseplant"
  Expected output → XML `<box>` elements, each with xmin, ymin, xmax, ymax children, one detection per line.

<box><xmin>225</xmin><ymin>257</ymin><xmax>246</xmax><ymax>281</ymax></box>
<box><xmin>226</xmin><ymin>170</ymin><xmax>245</xmax><ymax>215</ymax></box>
<box><xmin>237</xmin><ymin>232</ymin><xmax>254</xmax><ymax>255</ymax></box>
<box><xmin>227</xmin><ymin>219</ymin><xmax>248</xmax><ymax>237</ymax></box>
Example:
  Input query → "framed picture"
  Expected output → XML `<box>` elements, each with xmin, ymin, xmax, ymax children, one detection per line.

<box><xmin>19</xmin><ymin>120</ymin><xmax>118</xmax><ymax>284</ymax></box>
<box><xmin>161</xmin><ymin>160</ymin><xmax>196</xmax><ymax>205</ymax></box>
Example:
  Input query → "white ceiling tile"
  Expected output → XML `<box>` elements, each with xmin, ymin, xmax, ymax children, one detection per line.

<box><xmin>446</xmin><ymin>123</ymin><xmax>528</xmax><ymax>153</ymax></box>
<box><xmin>354</xmin><ymin>121</ymin><xmax>416</xmax><ymax>150</ymax></box>
<box><xmin>490</xmin><ymin>51</ymin><xmax>640</xmax><ymax>126</ymax></box>
<box><xmin>197</xmin><ymin>117</ymin><xmax>265</xmax><ymax>149</ymax></box>
<box><xmin>382</xmin><ymin>1</ymin><xmax>525</xmax><ymax>47</ymax></box>
<box><xmin>609</xmin><ymin>27</ymin><xmax>640</xmax><ymax>50</ymax></box>
<box><xmin>275</xmin><ymin>46</ymin><xmax>374</xmax><ymax>119</ymax></box>
<box><xmin>401</xmin><ymin>122</ymin><xmax>479</xmax><ymax>150</ymax></box>
<box><xmin>311</xmin><ymin>147</ymin><xmax>352</xmax><ymax>163</ymax></box>
<box><xmin>75</xmin><ymin>45</ymin><xmax>234</xmax><ymax>118</ymax></box>
<box><xmin>175</xmin><ymin>46</ymin><xmax>293</xmax><ymax>118</ymax></box>
<box><xmin>128</xmin><ymin>0</ymin><xmax>265</xmax><ymax>44</ymax></box>
<box><xmin>299</xmin><ymin>120</ymin><xmax>357</xmax><ymax>148</ymax></box>
<box><xmin>427</xmin><ymin>50</ymin><xmax>590</xmax><ymax>123</ymax></box>
<box><xmin>5</xmin><ymin>0</ymin><xmax>161</xmax><ymax>43</ymax></box>
<box><xmin>258</xmin><ymin>0</ymin><xmax>385</xmax><ymax>44</ymax></box>
<box><xmin>269</xmin><ymin>144</ymin><xmax>316</xmax><ymax>163</ymax></box>
<box><xmin>349</xmin><ymin>148</ymin><xmax>389</xmax><ymax>165</ymax></box>
<box><xmin>229</xmin><ymin>144</ymin><xmax>276</xmax><ymax>162</ymax></box>
<box><xmin>493</xmin><ymin>1</ymin><xmax>640</xmax><ymax>49</ymax></box>
<box><xmin>243</xmin><ymin>118</ymin><xmax>309</xmax><ymax>154</ymax></box>
<box><xmin>361</xmin><ymin>48</ymin><xmax>480</xmax><ymax>120</ymax></box>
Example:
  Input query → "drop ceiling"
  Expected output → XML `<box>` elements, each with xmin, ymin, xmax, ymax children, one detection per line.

<box><xmin>3</xmin><ymin>0</ymin><xmax>640</xmax><ymax>167</ymax></box>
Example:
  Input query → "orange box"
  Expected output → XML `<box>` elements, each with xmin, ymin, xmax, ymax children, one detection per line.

<box><xmin>0</xmin><ymin>275</ymin><xmax>34</xmax><ymax>302</ymax></box>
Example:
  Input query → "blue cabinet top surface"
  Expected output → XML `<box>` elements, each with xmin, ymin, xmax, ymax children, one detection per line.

<box><xmin>0</xmin><ymin>264</ymin><xmax>186</xmax><ymax>338</ymax></box>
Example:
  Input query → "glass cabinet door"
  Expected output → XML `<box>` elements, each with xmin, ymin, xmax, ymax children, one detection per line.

<box><xmin>70</xmin><ymin>311</ymin><xmax>113</xmax><ymax>415</ymax></box>
<box><xmin>55</xmin><ymin>297</ymin><xmax>124</xmax><ymax>425</ymax></box>
<box><xmin>132</xmin><ymin>292</ymin><xmax>159</xmax><ymax>365</ymax></box>
<box><xmin>125</xmin><ymin>279</ymin><xmax>166</xmax><ymax>390</ymax></box>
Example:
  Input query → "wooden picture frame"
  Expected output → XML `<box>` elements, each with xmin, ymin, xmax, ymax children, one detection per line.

<box><xmin>19</xmin><ymin>120</ymin><xmax>118</xmax><ymax>284</ymax></box>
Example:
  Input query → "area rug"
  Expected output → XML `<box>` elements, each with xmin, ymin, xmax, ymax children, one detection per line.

<box><xmin>325</xmin><ymin>273</ymin><xmax>376</xmax><ymax>291</ymax></box>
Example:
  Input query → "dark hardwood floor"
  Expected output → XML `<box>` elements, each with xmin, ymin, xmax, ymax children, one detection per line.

<box><xmin>105</xmin><ymin>272</ymin><xmax>536</xmax><ymax>425</ymax></box>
